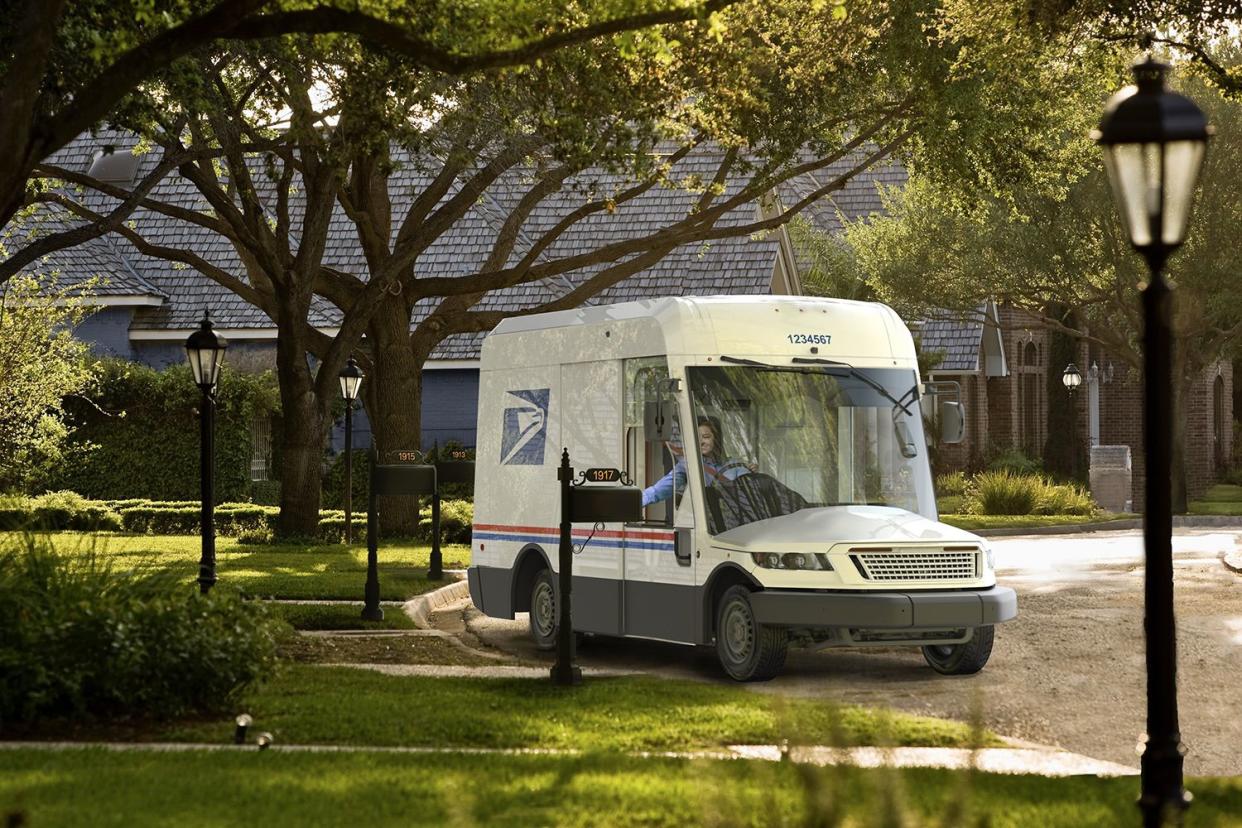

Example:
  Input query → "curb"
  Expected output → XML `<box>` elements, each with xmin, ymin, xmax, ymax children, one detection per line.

<box><xmin>974</xmin><ymin>515</ymin><xmax>1242</xmax><ymax>538</ymax></box>
<box><xmin>404</xmin><ymin>577</ymin><xmax>470</xmax><ymax>629</ymax></box>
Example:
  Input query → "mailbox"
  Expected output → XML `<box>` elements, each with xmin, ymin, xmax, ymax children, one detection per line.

<box><xmin>570</xmin><ymin>486</ymin><xmax>642</xmax><ymax>523</ymax></box>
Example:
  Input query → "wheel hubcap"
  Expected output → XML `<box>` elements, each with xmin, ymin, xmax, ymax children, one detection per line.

<box><xmin>721</xmin><ymin>601</ymin><xmax>754</xmax><ymax>664</ymax></box>
<box><xmin>533</xmin><ymin>582</ymin><xmax>555</xmax><ymax>638</ymax></box>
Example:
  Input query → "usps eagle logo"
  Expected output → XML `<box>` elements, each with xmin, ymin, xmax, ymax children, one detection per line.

<box><xmin>500</xmin><ymin>388</ymin><xmax>550</xmax><ymax>465</ymax></box>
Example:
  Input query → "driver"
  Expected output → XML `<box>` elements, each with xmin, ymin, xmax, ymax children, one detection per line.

<box><xmin>642</xmin><ymin>416</ymin><xmax>754</xmax><ymax>507</ymax></box>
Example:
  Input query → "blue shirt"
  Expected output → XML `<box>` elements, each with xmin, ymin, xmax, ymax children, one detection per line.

<box><xmin>641</xmin><ymin>456</ymin><xmax>751</xmax><ymax>507</ymax></box>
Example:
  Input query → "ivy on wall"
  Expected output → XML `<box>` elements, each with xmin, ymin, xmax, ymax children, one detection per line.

<box><xmin>53</xmin><ymin>359</ymin><xmax>279</xmax><ymax>502</ymax></box>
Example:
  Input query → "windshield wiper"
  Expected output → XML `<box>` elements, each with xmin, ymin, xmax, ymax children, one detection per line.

<box><xmin>720</xmin><ymin>355</ymin><xmax>770</xmax><ymax>367</ymax></box>
<box><xmin>791</xmin><ymin>356</ymin><xmax>914</xmax><ymax>417</ymax></box>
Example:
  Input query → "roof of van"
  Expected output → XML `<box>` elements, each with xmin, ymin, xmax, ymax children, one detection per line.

<box><xmin>488</xmin><ymin>295</ymin><xmax>914</xmax><ymax>364</ymax></box>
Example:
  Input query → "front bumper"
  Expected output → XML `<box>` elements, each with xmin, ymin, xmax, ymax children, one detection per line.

<box><xmin>750</xmin><ymin>586</ymin><xmax>1017</xmax><ymax>629</ymax></box>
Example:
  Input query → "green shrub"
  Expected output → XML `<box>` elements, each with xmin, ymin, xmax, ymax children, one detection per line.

<box><xmin>934</xmin><ymin>471</ymin><xmax>968</xmax><ymax>498</ymax></box>
<box><xmin>248</xmin><ymin>480</ymin><xmax>281</xmax><ymax>506</ymax></box>
<box><xmin>321</xmin><ymin>450</ymin><xmax>370</xmax><ymax>511</ymax></box>
<box><xmin>421</xmin><ymin>499</ymin><xmax>474</xmax><ymax>544</ymax></box>
<box><xmin>52</xmin><ymin>359</ymin><xmax>278</xmax><ymax>502</ymax></box>
<box><xmin>119</xmin><ymin>504</ymin><xmax>279</xmax><ymax>537</ymax></box>
<box><xmin>0</xmin><ymin>492</ymin><xmax>121</xmax><ymax>531</ymax></box>
<box><xmin>986</xmin><ymin>447</ymin><xmax>1042</xmax><ymax>476</ymax></box>
<box><xmin>964</xmin><ymin>471</ymin><xmax>1098</xmax><ymax>516</ymax></box>
<box><xmin>936</xmin><ymin>494</ymin><xmax>965</xmax><ymax>514</ymax></box>
<box><xmin>1034</xmin><ymin>478</ymin><xmax>1097</xmax><ymax>516</ymax></box>
<box><xmin>0</xmin><ymin>534</ymin><xmax>283</xmax><ymax>723</ymax></box>
<box><xmin>965</xmin><ymin>471</ymin><xmax>1041</xmax><ymax>515</ymax></box>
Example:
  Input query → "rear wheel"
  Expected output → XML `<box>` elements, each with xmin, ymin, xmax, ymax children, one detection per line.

<box><xmin>922</xmin><ymin>626</ymin><xmax>995</xmax><ymax>675</ymax></box>
<box><xmin>715</xmin><ymin>585</ymin><xmax>787</xmax><ymax>681</ymax></box>
<box><xmin>529</xmin><ymin>569</ymin><xmax>557</xmax><ymax>651</ymax></box>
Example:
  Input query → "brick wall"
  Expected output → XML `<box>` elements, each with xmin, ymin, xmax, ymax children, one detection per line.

<box><xmin>1097</xmin><ymin>359</ymin><xmax>1231</xmax><ymax>506</ymax></box>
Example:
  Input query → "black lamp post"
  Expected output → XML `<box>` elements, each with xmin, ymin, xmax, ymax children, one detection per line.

<box><xmin>339</xmin><ymin>356</ymin><xmax>365</xmax><ymax>545</ymax></box>
<box><xmin>1061</xmin><ymin>362</ymin><xmax>1083</xmax><ymax>395</ymax></box>
<box><xmin>185</xmin><ymin>311</ymin><xmax>228</xmax><ymax>594</ymax></box>
<box><xmin>1094</xmin><ymin>55</ymin><xmax>1210</xmax><ymax>827</ymax></box>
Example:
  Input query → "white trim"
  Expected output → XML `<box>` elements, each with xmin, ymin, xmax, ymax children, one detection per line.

<box><xmin>424</xmin><ymin>359</ymin><xmax>480</xmax><ymax>370</ymax></box>
<box><xmin>130</xmin><ymin>327</ymin><xmax>340</xmax><ymax>341</ymax></box>
<box><xmin>82</xmin><ymin>295</ymin><xmax>165</xmax><ymax>307</ymax></box>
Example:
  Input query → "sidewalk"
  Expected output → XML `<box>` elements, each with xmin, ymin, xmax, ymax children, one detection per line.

<box><xmin>0</xmin><ymin>739</ymin><xmax>1137</xmax><ymax>778</ymax></box>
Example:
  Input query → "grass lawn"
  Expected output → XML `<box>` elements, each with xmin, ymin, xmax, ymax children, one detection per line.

<box><xmin>2</xmin><ymin>748</ymin><xmax>1240</xmax><ymax>827</ymax></box>
<box><xmin>940</xmin><ymin>513</ymin><xmax>1136</xmax><ymax>531</ymax></box>
<box><xmin>270</xmin><ymin>603</ymin><xmax>419</xmax><ymax>630</ymax></box>
<box><xmin>1188</xmin><ymin>484</ymin><xmax>1242</xmax><ymax>515</ymax></box>
<box><xmin>2</xmin><ymin>532</ymin><xmax>470</xmax><ymax>600</ymax></box>
<box><xmin>148</xmin><ymin>665</ymin><xmax>994</xmax><ymax>752</ymax></box>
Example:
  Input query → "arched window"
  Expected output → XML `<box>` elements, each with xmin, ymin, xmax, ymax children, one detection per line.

<box><xmin>1214</xmin><ymin>375</ymin><xmax>1226</xmax><ymax>470</ymax></box>
<box><xmin>1018</xmin><ymin>341</ymin><xmax>1041</xmax><ymax>455</ymax></box>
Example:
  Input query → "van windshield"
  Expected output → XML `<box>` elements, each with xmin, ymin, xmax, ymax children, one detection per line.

<box><xmin>686</xmin><ymin>364</ymin><xmax>936</xmax><ymax>534</ymax></box>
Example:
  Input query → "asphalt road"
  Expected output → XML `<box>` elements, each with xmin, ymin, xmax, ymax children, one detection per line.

<box><xmin>459</xmin><ymin>529</ymin><xmax>1242</xmax><ymax>776</ymax></box>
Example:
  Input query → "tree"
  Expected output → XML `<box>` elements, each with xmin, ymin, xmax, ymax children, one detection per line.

<box><xmin>0</xmin><ymin>0</ymin><xmax>742</xmax><ymax>256</ymax></box>
<box><xmin>0</xmin><ymin>275</ymin><xmax>96</xmax><ymax>492</ymax></box>
<box><xmin>30</xmin><ymin>0</ymin><xmax>1115</xmax><ymax>534</ymax></box>
<box><xmin>810</xmin><ymin>69</ymin><xmax>1242</xmax><ymax>510</ymax></box>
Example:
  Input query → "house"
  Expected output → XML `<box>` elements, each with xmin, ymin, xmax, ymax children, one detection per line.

<box><xmin>918</xmin><ymin>303</ymin><xmax>1232</xmax><ymax>504</ymax></box>
<box><xmin>15</xmin><ymin>131</ymin><xmax>1231</xmax><ymax>505</ymax></box>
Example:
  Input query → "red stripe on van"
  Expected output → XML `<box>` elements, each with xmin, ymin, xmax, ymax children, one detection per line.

<box><xmin>473</xmin><ymin>522</ymin><xmax>674</xmax><ymax>541</ymax></box>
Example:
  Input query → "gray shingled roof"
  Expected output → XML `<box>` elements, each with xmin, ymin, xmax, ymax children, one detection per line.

<box><xmin>914</xmin><ymin>305</ymin><xmax>991</xmax><ymax>373</ymax></box>
<box><xmin>24</xmin><ymin>131</ymin><xmax>903</xmax><ymax>360</ymax></box>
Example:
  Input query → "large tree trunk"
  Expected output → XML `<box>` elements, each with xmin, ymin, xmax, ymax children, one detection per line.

<box><xmin>275</xmin><ymin>298</ymin><xmax>328</xmax><ymax>537</ymax></box>
<box><xmin>364</xmin><ymin>300</ymin><xmax>423</xmax><ymax>534</ymax></box>
<box><xmin>1170</xmin><ymin>352</ymin><xmax>1194</xmax><ymax>515</ymax></box>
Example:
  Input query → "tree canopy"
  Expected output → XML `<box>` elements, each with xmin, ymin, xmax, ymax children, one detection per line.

<box><xmin>0</xmin><ymin>0</ymin><xmax>740</xmax><ymax>250</ymax></box>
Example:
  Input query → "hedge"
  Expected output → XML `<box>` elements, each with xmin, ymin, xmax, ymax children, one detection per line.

<box><xmin>0</xmin><ymin>493</ymin><xmax>471</xmax><ymax>544</ymax></box>
<box><xmin>51</xmin><ymin>359</ymin><xmax>279</xmax><ymax>502</ymax></box>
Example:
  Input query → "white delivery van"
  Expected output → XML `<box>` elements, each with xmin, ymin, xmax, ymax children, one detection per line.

<box><xmin>467</xmin><ymin>296</ymin><xmax>1016</xmax><ymax>681</ymax></box>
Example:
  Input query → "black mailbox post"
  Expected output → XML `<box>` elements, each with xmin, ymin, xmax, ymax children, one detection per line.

<box><xmin>363</xmin><ymin>449</ymin><xmax>476</xmax><ymax>619</ymax></box>
<box><xmin>363</xmin><ymin>455</ymin><xmax>436</xmax><ymax>621</ymax></box>
<box><xmin>551</xmin><ymin>450</ymin><xmax>643</xmax><ymax>685</ymax></box>
<box><xmin>433</xmin><ymin>455</ymin><xmax>476</xmax><ymax>581</ymax></box>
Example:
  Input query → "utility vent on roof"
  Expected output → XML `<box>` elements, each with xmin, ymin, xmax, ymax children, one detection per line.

<box><xmin>87</xmin><ymin>146</ymin><xmax>140</xmax><ymax>186</ymax></box>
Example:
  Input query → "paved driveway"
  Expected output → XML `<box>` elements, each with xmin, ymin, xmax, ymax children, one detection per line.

<box><xmin>461</xmin><ymin>529</ymin><xmax>1242</xmax><ymax>776</ymax></box>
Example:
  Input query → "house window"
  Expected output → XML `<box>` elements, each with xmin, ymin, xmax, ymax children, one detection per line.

<box><xmin>1214</xmin><ymin>375</ymin><xmax>1226</xmax><ymax>470</ymax></box>
<box><xmin>250</xmin><ymin>415</ymin><xmax>272</xmax><ymax>481</ymax></box>
<box><xmin>1018</xmin><ymin>341</ymin><xmax>1041</xmax><ymax>455</ymax></box>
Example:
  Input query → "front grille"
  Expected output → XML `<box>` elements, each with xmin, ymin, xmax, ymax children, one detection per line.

<box><xmin>850</xmin><ymin>548</ymin><xmax>979</xmax><ymax>581</ymax></box>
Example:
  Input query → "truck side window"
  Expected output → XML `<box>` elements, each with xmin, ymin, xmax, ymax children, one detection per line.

<box><xmin>624</xmin><ymin>357</ymin><xmax>678</xmax><ymax>526</ymax></box>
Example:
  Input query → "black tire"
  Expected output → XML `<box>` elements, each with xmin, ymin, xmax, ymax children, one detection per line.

<box><xmin>715</xmin><ymin>585</ymin><xmax>787</xmax><ymax>681</ymax></box>
<box><xmin>922</xmin><ymin>626</ymin><xmax>995</xmax><ymax>675</ymax></box>
<box><xmin>529</xmin><ymin>568</ymin><xmax>558</xmax><ymax>651</ymax></box>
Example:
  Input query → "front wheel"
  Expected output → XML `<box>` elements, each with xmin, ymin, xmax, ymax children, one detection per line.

<box><xmin>715</xmin><ymin>585</ymin><xmax>787</xmax><ymax>681</ymax></box>
<box><xmin>529</xmin><ymin>569</ymin><xmax>558</xmax><ymax>651</ymax></box>
<box><xmin>922</xmin><ymin>626</ymin><xmax>994</xmax><ymax>675</ymax></box>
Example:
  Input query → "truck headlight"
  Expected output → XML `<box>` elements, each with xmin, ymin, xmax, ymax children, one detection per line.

<box><xmin>751</xmin><ymin>552</ymin><xmax>833</xmax><ymax>571</ymax></box>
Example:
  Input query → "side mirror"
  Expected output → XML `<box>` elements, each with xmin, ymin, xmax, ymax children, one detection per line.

<box><xmin>894</xmin><ymin>420</ymin><xmax>918</xmax><ymax>458</ymax></box>
<box><xmin>939</xmin><ymin>401</ymin><xmax>965</xmax><ymax>444</ymax></box>
<box><xmin>644</xmin><ymin>399</ymin><xmax>677</xmax><ymax>442</ymax></box>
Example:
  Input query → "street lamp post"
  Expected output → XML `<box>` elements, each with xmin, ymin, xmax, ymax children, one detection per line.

<box><xmin>1094</xmin><ymin>55</ymin><xmax>1210</xmax><ymax>827</ymax></box>
<box><xmin>185</xmin><ymin>311</ymin><xmax>228</xmax><ymax>595</ymax></box>
<box><xmin>339</xmin><ymin>357</ymin><xmax>365</xmax><ymax>545</ymax></box>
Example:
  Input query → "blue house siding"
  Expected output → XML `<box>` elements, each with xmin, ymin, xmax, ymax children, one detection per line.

<box><xmin>328</xmin><ymin>368</ymin><xmax>479</xmax><ymax>453</ymax></box>
<box><xmin>421</xmin><ymin>369</ymin><xmax>480</xmax><ymax>449</ymax></box>
<box><xmin>75</xmin><ymin>307</ymin><xmax>135</xmax><ymax>359</ymax></box>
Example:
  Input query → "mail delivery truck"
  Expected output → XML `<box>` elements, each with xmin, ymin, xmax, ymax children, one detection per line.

<box><xmin>467</xmin><ymin>296</ymin><xmax>1016</xmax><ymax>681</ymax></box>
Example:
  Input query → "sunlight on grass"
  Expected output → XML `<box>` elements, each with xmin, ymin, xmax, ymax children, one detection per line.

<box><xmin>0</xmin><ymin>532</ymin><xmax>471</xmax><ymax>600</ymax></box>
<box><xmin>2</xmin><ymin>749</ymin><xmax>1240</xmax><ymax>827</ymax></box>
<box><xmin>158</xmin><ymin>666</ymin><xmax>992</xmax><ymax>752</ymax></box>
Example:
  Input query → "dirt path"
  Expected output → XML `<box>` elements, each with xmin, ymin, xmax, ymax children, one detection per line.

<box><xmin>443</xmin><ymin>531</ymin><xmax>1242</xmax><ymax>776</ymax></box>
